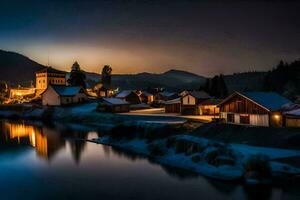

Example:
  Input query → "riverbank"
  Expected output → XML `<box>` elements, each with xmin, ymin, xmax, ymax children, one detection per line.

<box><xmin>0</xmin><ymin>103</ymin><xmax>187</xmax><ymax>127</ymax></box>
<box><xmin>88</xmin><ymin>123</ymin><xmax>300</xmax><ymax>184</ymax></box>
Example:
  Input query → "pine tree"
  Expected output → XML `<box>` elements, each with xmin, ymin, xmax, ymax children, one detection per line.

<box><xmin>68</xmin><ymin>62</ymin><xmax>86</xmax><ymax>88</ymax></box>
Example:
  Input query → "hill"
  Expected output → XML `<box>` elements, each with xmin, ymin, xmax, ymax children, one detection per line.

<box><xmin>85</xmin><ymin>69</ymin><xmax>206</xmax><ymax>91</ymax></box>
<box><xmin>0</xmin><ymin>50</ymin><xmax>45</xmax><ymax>85</ymax></box>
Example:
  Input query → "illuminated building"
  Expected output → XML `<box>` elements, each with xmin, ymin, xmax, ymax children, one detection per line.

<box><xmin>219</xmin><ymin>92</ymin><xmax>291</xmax><ymax>127</ymax></box>
<box><xmin>35</xmin><ymin>67</ymin><xmax>66</xmax><ymax>93</ymax></box>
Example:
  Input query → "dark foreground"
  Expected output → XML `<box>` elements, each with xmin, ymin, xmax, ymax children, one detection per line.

<box><xmin>0</xmin><ymin>120</ymin><xmax>300</xmax><ymax>200</ymax></box>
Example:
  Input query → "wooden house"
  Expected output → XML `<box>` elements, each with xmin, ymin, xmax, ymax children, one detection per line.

<box><xmin>140</xmin><ymin>91</ymin><xmax>154</xmax><ymax>104</ymax></box>
<box><xmin>165</xmin><ymin>97</ymin><xmax>181</xmax><ymax>113</ymax></box>
<box><xmin>42</xmin><ymin>85</ymin><xmax>88</xmax><ymax>106</ymax></box>
<box><xmin>155</xmin><ymin>92</ymin><xmax>177</xmax><ymax>101</ymax></box>
<box><xmin>116</xmin><ymin>90</ymin><xmax>141</xmax><ymax>104</ymax></box>
<box><xmin>97</xmin><ymin>97</ymin><xmax>130</xmax><ymax>113</ymax></box>
<box><xmin>284</xmin><ymin>108</ymin><xmax>300</xmax><ymax>128</ymax></box>
<box><xmin>181</xmin><ymin>91</ymin><xmax>211</xmax><ymax>115</ymax></box>
<box><xmin>93</xmin><ymin>83</ymin><xmax>114</xmax><ymax>97</ymax></box>
<box><xmin>218</xmin><ymin>91</ymin><xmax>291</xmax><ymax>127</ymax></box>
<box><xmin>199</xmin><ymin>98</ymin><xmax>222</xmax><ymax>115</ymax></box>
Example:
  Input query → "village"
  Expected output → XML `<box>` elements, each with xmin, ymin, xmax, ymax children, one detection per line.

<box><xmin>2</xmin><ymin>61</ymin><xmax>300</xmax><ymax>129</ymax></box>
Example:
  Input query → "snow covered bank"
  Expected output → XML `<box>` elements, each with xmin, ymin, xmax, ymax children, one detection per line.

<box><xmin>90</xmin><ymin>133</ymin><xmax>300</xmax><ymax>183</ymax></box>
<box><xmin>0</xmin><ymin>102</ymin><xmax>186</xmax><ymax>126</ymax></box>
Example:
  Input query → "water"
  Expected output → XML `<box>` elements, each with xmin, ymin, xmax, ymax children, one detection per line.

<box><xmin>0</xmin><ymin>120</ymin><xmax>298</xmax><ymax>200</ymax></box>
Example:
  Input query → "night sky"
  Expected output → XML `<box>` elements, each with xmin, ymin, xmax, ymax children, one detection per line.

<box><xmin>0</xmin><ymin>0</ymin><xmax>299</xmax><ymax>76</ymax></box>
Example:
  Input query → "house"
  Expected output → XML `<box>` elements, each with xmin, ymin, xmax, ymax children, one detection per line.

<box><xmin>97</xmin><ymin>97</ymin><xmax>130</xmax><ymax>113</ymax></box>
<box><xmin>199</xmin><ymin>98</ymin><xmax>222</xmax><ymax>115</ymax></box>
<box><xmin>165</xmin><ymin>97</ymin><xmax>181</xmax><ymax>113</ymax></box>
<box><xmin>284</xmin><ymin>108</ymin><xmax>300</xmax><ymax>128</ymax></box>
<box><xmin>155</xmin><ymin>92</ymin><xmax>177</xmax><ymax>101</ymax></box>
<box><xmin>93</xmin><ymin>82</ymin><xmax>114</xmax><ymax>97</ymax></box>
<box><xmin>218</xmin><ymin>91</ymin><xmax>291</xmax><ymax>127</ymax></box>
<box><xmin>36</xmin><ymin>67</ymin><xmax>66</xmax><ymax>93</ymax></box>
<box><xmin>116</xmin><ymin>90</ymin><xmax>141</xmax><ymax>104</ymax></box>
<box><xmin>10</xmin><ymin>86</ymin><xmax>36</xmax><ymax>98</ymax></box>
<box><xmin>42</xmin><ymin>85</ymin><xmax>88</xmax><ymax>106</ymax></box>
<box><xmin>181</xmin><ymin>91</ymin><xmax>211</xmax><ymax>115</ymax></box>
<box><xmin>140</xmin><ymin>91</ymin><xmax>154</xmax><ymax>104</ymax></box>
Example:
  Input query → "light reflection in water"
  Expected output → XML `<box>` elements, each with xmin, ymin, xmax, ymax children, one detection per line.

<box><xmin>0</xmin><ymin>120</ymin><xmax>299</xmax><ymax>200</ymax></box>
<box><xmin>2</xmin><ymin>121</ymin><xmax>65</xmax><ymax>160</ymax></box>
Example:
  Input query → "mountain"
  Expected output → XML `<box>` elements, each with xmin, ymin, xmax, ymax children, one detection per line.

<box><xmin>84</xmin><ymin>69</ymin><xmax>206</xmax><ymax>91</ymax></box>
<box><xmin>0</xmin><ymin>50</ymin><xmax>45</xmax><ymax>85</ymax></box>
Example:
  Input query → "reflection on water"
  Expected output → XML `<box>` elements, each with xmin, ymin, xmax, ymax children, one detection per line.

<box><xmin>0</xmin><ymin>120</ymin><xmax>300</xmax><ymax>200</ymax></box>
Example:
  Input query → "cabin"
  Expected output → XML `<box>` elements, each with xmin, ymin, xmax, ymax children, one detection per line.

<box><xmin>36</xmin><ymin>67</ymin><xmax>66</xmax><ymax>94</ymax></box>
<box><xmin>199</xmin><ymin>98</ymin><xmax>222</xmax><ymax>115</ymax></box>
<box><xmin>140</xmin><ymin>91</ymin><xmax>154</xmax><ymax>104</ymax></box>
<box><xmin>181</xmin><ymin>91</ymin><xmax>211</xmax><ymax>115</ymax></box>
<box><xmin>116</xmin><ymin>90</ymin><xmax>141</xmax><ymax>104</ymax></box>
<box><xmin>42</xmin><ymin>85</ymin><xmax>88</xmax><ymax>106</ymax></box>
<box><xmin>155</xmin><ymin>92</ymin><xmax>177</xmax><ymax>101</ymax></box>
<box><xmin>284</xmin><ymin>108</ymin><xmax>300</xmax><ymax>128</ymax></box>
<box><xmin>165</xmin><ymin>97</ymin><xmax>181</xmax><ymax>113</ymax></box>
<box><xmin>97</xmin><ymin>97</ymin><xmax>130</xmax><ymax>113</ymax></box>
<box><xmin>218</xmin><ymin>91</ymin><xmax>291</xmax><ymax>127</ymax></box>
<box><xmin>92</xmin><ymin>83</ymin><xmax>114</xmax><ymax>97</ymax></box>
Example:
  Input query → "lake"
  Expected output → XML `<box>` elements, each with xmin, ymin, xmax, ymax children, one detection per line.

<box><xmin>0</xmin><ymin>120</ymin><xmax>298</xmax><ymax>200</ymax></box>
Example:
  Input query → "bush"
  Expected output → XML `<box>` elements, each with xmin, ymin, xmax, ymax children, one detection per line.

<box><xmin>166</xmin><ymin>137</ymin><xmax>177</xmax><ymax>148</ymax></box>
<box><xmin>244</xmin><ymin>155</ymin><xmax>271</xmax><ymax>179</ymax></box>
<box><xmin>205</xmin><ymin>150</ymin><xmax>219</xmax><ymax>165</ymax></box>
<box><xmin>205</xmin><ymin>147</ymin><xmax>235</xmax><ymax>166</ymax></box>
<box><xmin>191</xmin><ymin>155</ymin><xmax>201</xmax><ymax>163</ymax></box>
<box><xmin>174</xmin><ymin>139</ymin><xmax>205</xmax><ymax>155</ymax></box>
<box><xmin>147</xmin><ymin>143</ymin><xmax>165</xmax><ymax>156</ymax></box>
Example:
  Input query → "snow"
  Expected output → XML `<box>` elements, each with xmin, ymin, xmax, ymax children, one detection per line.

<box><xmin>164</xmin><ymin>98</ymin><xmax>181</xmax><ymax>104</ymax></box>
<box><xmin>285</xmin><ymin>108</ymin><xmax>300</xmax><ymax>116</ymax></box>
<box><xmin>90</xmin><ymin>134</ymin><xmax>300</xmax><ymax>182</ymax></box>
<box><xmin>52</xmin><ymin>85</ymin><xmax>82</xmax><ymax>96</ymax></box>
<box><xmin>159</xmin><ymin>92</ymin><xmax>176</xmax><ymax>97</ymax></box>
<box><xmin>115</xmin><ymin>90</ymin><xmax>133</xmax><ymax>98</ymax></box>
<box><xmin>241</xmin><ymin>92</ymin><xmax>292</xmax><ymax>111</ymax></box>
<box><xmin>101</xmin><ymin>97</ymin><xmax>129</xmax><ymax>105</ymax></box>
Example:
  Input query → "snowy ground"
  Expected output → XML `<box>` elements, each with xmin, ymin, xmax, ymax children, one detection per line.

<box><xmin>90</xmin><ymin>134</ymin><xmax>300</xmax><ymax>182</ymax></box>
<box><xmin>122</xmin><ymin>108</ymin><xmax>215</xmax><ymax>122</ymax></box>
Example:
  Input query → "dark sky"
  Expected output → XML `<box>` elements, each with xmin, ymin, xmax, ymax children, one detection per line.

<box><xmin>0</xmin><ymin>0</ymin><xmax>299</xmax><ymax>76</ymax></box>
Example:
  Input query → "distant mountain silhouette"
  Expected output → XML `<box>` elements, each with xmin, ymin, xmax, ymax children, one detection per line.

<box><xmin>0</xmin><ymin>49</ymin><xmax>267</xmax><ymax>92</ymax></box>
<box><xmin>0</xmin><ymin>49</ymin><xmax>45</xmax><ymax>85</ymax></box>
<box><xmin>84</xmin><ymin>69</ymin><xmax>206</xmax><ymax>91</ymax></box>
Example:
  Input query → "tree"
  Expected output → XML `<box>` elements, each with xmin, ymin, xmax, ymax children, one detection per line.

<box><xmin>101</xmin><ymin>65</ymin><xmax>112</xmax><ymax>88</ymax></box>
<box><xmin>202</xmin><ymin>74</ymin><xmax>228</xmax><ymax>98</ymax></box>
<box><xmin>67</xmin><ymin>62</ymin><xmax>86</xmax><ymax>88</ymax></box>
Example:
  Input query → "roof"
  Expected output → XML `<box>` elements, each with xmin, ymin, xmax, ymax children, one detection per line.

<box><xmin>241</xmin><ymin>92</ymin><xmax>291</xmax><ymax>111</ymax></box>
<box><xmin>285</xmin><ymin>108</ymin><xmax>300</xmax><ymax>116</ymax></box>
<box><xmin>165</xmin><ymin>97</ymin><xmax>181</xmax><ymax>105</ymax></box>
<box><xmin>187</xmin><ymin>91</ymin><xmax>210</xmax><ymax>99</ymax></box>
<box><xmin>159</xmin><ymin>91</ymin><xmax>176</xmax><ymax>97</ymax></box>
<box><xmin>142</xmin><ymin>91</ymin><xmax>153</xmax><ymax>97</ymax></box>
<box><xmin>36</xmin><ymin>67</ymin><xmax>66</xmax><ymax>74</ymax></box>
<box><xmin>116</xmin><ymin>90</ymin><xmax>134</xmax><ymax>98</ymax></box>
<box><xmin>220</xmin><ymin>91</ymin><xmax>291</xmax><ymax>111</ymax></box>
<box><xmin>100</xmin><ymin>97</ymin><xmax>129</xmax><ymax>105</ymax></box>
<box><xmin>51</xmin><ymin>85</ymin><xmax>82</xmax><ymax>96</ymax></box>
